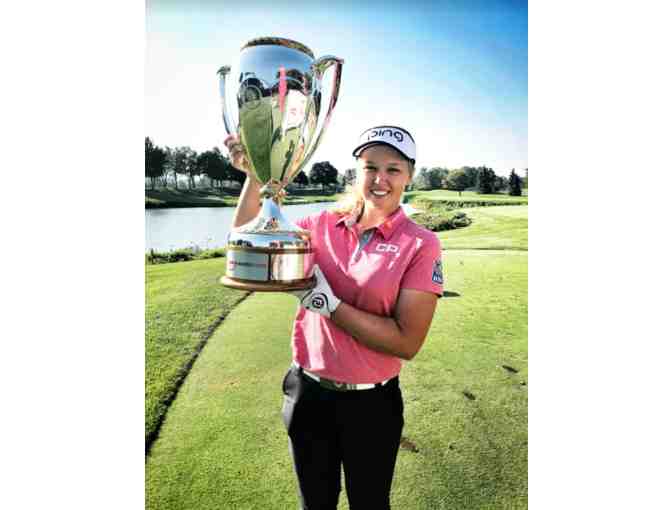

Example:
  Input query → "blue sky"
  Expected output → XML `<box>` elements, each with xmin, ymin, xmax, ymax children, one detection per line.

<box><xmin>146</xmin><ymin>0</ymin><xmax>527</xmax><ymax>175</ymax></box>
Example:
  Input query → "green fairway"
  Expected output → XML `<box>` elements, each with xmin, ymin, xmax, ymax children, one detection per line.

<box><xmin>146</xmin><ymin>204</ymin><xmax>528</xmax><ymax>509</ymax></box>
<box><xmin>145</xmin><ymin>258</ymin><xmax>248</xmax><ymax>444</ymax></box>
<box><xmin>145</xmin><ymin>188</ymin><xmax>342</xmax><ymax>208</ymax></box>
<box><xmin>407</xmin><ymin>189</ymin><xmax>528</xmax><ymax>204</ymax></box>
<box><xmin>436</xmin><ymin>206</ymin><xmax>529</xmax><ymax>251</ymax></box>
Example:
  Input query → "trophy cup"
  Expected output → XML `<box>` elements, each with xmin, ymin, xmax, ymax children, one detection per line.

<box><xmin>217</xmin><ymin>37</ymin><xmax>343</xmax><ymax>291</ymax></box>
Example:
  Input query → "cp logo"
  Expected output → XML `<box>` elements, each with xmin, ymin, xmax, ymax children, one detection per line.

<box><xmin>375</xmin><ymin>243</ymin><xmax>399</xmax><ymax>253</ymax></box>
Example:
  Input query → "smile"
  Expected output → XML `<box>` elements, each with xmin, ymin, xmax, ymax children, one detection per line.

<box><xmin>370</xmin><ymin>190</ymin><xmax>390</xmax><ymax>197</ymax></box>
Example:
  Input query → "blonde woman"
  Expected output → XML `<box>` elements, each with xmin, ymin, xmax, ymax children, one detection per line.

<box><xmin>225</xmin><ymin>125</ymin><xmax>443</xmax><ymax>510</ymax></box>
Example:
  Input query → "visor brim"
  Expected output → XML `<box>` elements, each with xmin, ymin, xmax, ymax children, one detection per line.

<box><xmin>352</xmin><ymin>141</ymin><xmax>415</xmax><ymax>164</ymax></box>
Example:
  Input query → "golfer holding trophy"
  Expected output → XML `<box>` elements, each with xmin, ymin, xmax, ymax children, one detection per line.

<box><xmin>221</xmin><ymin>37</ymin><xmax>443</xmax><ymax>509</ymax></box>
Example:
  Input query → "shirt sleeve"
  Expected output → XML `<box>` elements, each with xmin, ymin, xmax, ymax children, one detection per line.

<box><xmin>399</xmin><ymin>233</ymin><xmax>444</xmax><ymax>297</ymax></box>
<box><xmin>296</xmin><ymin>210</ymin><xmax>330</xmax><ymax>232</ymax></box>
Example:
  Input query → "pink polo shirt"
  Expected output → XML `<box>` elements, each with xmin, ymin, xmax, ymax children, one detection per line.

<box><xmin>292</xmin><ymin>206</ymin><xmax>444</xmax><ymax>384</ymax></box>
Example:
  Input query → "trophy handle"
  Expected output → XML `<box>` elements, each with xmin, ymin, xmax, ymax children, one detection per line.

<box><xmin>295</xmin><ymin>56</ymin><xmax>344</xmax><ymax>175</ymax></box>
<box><xmin>217</xmin><ymin>65</ymin><xmax>237</xmax><ymax>135</ymax></box>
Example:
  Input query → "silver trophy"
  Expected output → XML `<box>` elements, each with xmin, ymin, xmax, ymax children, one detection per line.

<box><xmin>217</xmin><ymin>37</ymin><xmax>343</xmax><ymax>291</ymax></box>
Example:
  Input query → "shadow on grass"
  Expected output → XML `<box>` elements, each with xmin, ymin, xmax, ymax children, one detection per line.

<box><xmin>443</xmin><ymin>291</ymin><xmax>461</xmax><ymax>298</ymax></box>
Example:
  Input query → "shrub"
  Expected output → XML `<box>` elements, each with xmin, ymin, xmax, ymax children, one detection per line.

<box><xmin>145</xmin><ymin>247</ymin><xmax>226</xmax><ymax>265</ymax></box>
<box><xmin>411</xmin><ymin>198</ymin><xmax>527</xmax><ymax>212</ymax></box>
<box><xmin>413</xmin><ymin>211</ymin><xmax>472</xmax><ymax>232</ymax></box>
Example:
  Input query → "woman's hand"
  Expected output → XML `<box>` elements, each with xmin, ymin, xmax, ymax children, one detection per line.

<box><xmin>290</xmin><ymin>265</ymin><xmax>342</xmax><ymax>318</ymax></box>
<box><xmin>223</xmin><ymin>134</ymin><xmax>255</xmax><ymax>177</ymax></box>
<box><xmin>226</xmin><ymin>134</ymin><xmax>264</xmax><ymax>227</ymax></box>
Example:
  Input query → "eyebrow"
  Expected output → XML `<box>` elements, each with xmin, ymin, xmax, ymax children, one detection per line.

<box><xmin>362</xmin><ymin>161</ymin><xmax>403</xmax><ymax>166</ymax></box>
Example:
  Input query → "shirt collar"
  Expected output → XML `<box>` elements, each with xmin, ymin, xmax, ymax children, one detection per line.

<box><xmin>336</xmin><ymin>206</ymin><xmax>408</xmax><ymax>241</ymax></box>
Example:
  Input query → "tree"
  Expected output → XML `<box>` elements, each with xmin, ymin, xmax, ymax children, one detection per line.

<box><xmin>197</xmin><ymin>147</ymin><xmax>229</xmax><ymax>189</ymax></box>
<box><xmin>172</xmin><ymin>147</ymin><xmax>187</xmax><ymax>189</ymax></box>
<box><xmin>429</xmin><ymin>167</ymin><xmax>449</xmax><ymax>189</ymax></box>
<box><xmin>414</xmin><ymin>167</ymin><xmax>431</xmax><ymax>190</ymax></box>
<box><xmin>494</xmin><ymin>175</ymin><xmax>507</xmax><ymax>192</ymax></box>
<box><xmin>508</xmin><ymin>169</ymin><xmax>522</xmax><ymax>196</ymax></box>
<box><xmin>184</xmin><ymin>147</ymin><xmax>199</xmax><ymax>189</ymax></box>
<box><xmin>172</xmin><ymin>146</ymin><xmax>199</xmax><ymax>189</ymax></box>
<box><xmin>162</xmin><ymin>147</ymin><xmax>178</xmax><ymax>188</ymax></box>
<box><xmin>227</xmin><ymin>157</ymin><xmax>246</xmax><ymax>189</ymax></box>
<box><xmin>145</xmin><ymin>137</ymin><xmax>166</xmax><ymax>191</ymax></box>
<box><xmin>343</xmin><ymin>168</ymin><xmax>357</xmax><ymax>186</ymax></box>
<box><xmin>476</xmin><ymin>166</ymin><xmax>497</xmax><ymax>194</ymax></box>
<box><xmin>461</xmin><ymin>166</ymin><xmax>479</xmax><ymax>189</ymax></box>
<box><xmin>414</xmin><ymin>167</ymin><xmax>447</xmax><ymax>190</ymax></box>
<box><xmin>293</xmin><ymin>171</ymin><xmax>309</xmax><ymax>187</ymax></box>
<box><xmin>523</xmin><ymin>168</ymin><xmax>528</xmax><ymax>189</ymax></box>
<box><xmin>444</xmin><ymin>168</ymin><xmax>470</xmax><ymax>196</ymax></box>
<box><xmin>309</xmin><ymin>161</ymin><xmax>338</xmax><ymax>190</ymax></box>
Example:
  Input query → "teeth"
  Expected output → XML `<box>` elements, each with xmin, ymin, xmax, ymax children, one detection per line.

<box><xmin>371</xmin><ymin>190</ymin><xmax>389</xmax><ymax>196</ymax></box>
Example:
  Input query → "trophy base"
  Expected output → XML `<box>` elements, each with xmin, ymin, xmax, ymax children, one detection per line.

<box><xmin>220</xmin><ymin>275</ymin><xmax>316</xmax><ymax>292</ymax></box>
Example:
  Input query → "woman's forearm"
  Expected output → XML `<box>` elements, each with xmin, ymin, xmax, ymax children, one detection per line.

<box><xmin>329</xmin><ymin>289</ymin><xmax>438</xmax><ymax>361</ymax></box>
<box><xmin>232</xmin><ymin>177</ymin><xmax>262</xmax><ymax>228</ymax></box>
<box><xmin>330</xmin><ymin>302</ymin><xmax>419</xmax><ymax>361</ymax></box>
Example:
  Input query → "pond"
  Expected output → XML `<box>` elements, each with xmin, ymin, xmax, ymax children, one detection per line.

<box><xmin>145</xmin><ymin>202</ymin><xmax>419</xmax><ymax>252</ymax></box>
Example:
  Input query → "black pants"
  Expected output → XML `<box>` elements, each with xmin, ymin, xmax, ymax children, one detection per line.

<box><xmin>281</xmin><ymin>365</ymin><xmax>404</xmax><ymax>510</ymax></box>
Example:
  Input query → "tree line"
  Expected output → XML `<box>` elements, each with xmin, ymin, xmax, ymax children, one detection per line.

<box><xmin>412</xmin><ymin>166</ymin><xmax>527</xmax><ymax>196</ymax></box>
<box><xmin>145</xmin><ymin>137</ymin><xmax>341</xmax><ymax>191</ymax></box>
<box><xmin>146</xmin><ymin>137</ymin><xmax>527</xmax><ymax>195</ymax></box>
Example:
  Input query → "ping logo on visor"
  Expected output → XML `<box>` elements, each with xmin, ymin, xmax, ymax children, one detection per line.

<box><xmin>353</xmin><ymin>125</ymin><xmax>416</xmax><ymax>163</ymax></box>
<box><xmin>367</xmin><ymin>127</ymin><xmax>405</xmax><ymax>143</ymax></box>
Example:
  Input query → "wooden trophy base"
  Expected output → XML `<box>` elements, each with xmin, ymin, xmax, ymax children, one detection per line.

<box><xmin>219</xmin><ymin>275</ymin><xmax>317</xmax><ymax>292</ymax></box>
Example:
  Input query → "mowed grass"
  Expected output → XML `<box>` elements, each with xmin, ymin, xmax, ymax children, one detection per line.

<box><xmin>146</xmin><ymin>204</ymin><xmax>528</xmax><ymax>509</ymax></box>
<box><xmin>145</xmin><ymin>258</ymin><xmax>249</xmax><ymax>443</ymax></box>
<box><xmin>436</xmin><ymin>205</ymin><xmax>529</xmax><ymax>251</ymax></box>
<box><xmin>145</xmin><ymin>188</ymin><xmax>342</xmax><ymax>208</ymax></box>
<box><xmin>407</xmin><ymin>189</ymin><xmax>528</xmax><ymax>204</ymax></box>
<box><xmin>393</xmin><ymin>249</ymin><xmax>527</xmax><ymax>508</ymax></box>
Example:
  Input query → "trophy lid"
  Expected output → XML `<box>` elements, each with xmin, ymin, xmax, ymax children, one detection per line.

<box><xmin>242</xmin><ymin>37</ymin><xmax>315</xmax><ymax>59</ymax></box>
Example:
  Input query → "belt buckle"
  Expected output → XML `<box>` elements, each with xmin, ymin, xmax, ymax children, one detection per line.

<box><xmin>320</xmin><ymin>378</ymin><xmax>352</xmax><ymax>391</ymax></box>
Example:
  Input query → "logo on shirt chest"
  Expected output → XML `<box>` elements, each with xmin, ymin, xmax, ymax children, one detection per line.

<box><xmin>375</xmin><ymin>243</ymin><xmax>399</xmax><ymax>253</ymax></box>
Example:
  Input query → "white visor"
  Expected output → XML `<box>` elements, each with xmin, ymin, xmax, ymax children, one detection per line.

<box><xmin>352</xmin><ymin>125</ymin><xmax>416</xmax><ymax>163</ymax></box>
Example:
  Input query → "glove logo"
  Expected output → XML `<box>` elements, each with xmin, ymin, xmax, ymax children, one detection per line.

<box><xmin>310</xmin><ymin>293</ymin><xmax>327</xmax><ymax>310</ymax></box>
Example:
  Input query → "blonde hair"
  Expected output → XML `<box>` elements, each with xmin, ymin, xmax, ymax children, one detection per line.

<box><xmin>331</xmin><ymin>159</ymin><xmax>415</xmax><ymax>216</ymax></box>
<box><xmin>331</xmin><ymin>184</ymin><xmax>365</xmax><ymax>216</ymax></box>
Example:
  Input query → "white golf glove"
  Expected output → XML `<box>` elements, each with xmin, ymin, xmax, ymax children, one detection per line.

<box><xmin>291</xmin><ymin>265</ymin><xmax>342</xmax><ymax>318</ymax></box>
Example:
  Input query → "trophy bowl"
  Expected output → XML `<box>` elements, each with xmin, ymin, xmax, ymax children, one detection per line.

<box><xmin>217</xmin><ymin>37</ymin><xmax>343</xmax><ymax>291</ymax></box>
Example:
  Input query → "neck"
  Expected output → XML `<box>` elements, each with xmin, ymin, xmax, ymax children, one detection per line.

<box><xmin>358</xmin><ymin>203</ymin><xmax>400</xmax><ymax>229</ymax></box>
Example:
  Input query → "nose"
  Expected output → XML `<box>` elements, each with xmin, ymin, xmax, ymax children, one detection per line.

<box><xmin>373</xmin><ymin>175</ymin><xmax>382</xmax><ymax>184</ymax></box>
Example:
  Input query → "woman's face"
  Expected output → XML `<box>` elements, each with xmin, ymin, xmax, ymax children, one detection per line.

<box><xmin>356</xmin><ymin>144</ymin><xmax>412</xmax><ymax>212</ymax></box>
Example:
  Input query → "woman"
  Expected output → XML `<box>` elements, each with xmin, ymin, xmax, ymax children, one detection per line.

<box><xmin>225</xmin><ymin>125</ymin><xmax>443</xmax><ymax>510</ymax></box>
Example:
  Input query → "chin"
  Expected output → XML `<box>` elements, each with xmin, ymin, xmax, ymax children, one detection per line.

<box><xmin>366</xmin><ymin>196</ymin><xmax>400</xmax><ymax>209</ymax></box>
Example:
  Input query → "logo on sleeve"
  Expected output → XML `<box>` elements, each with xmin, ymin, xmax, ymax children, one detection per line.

<box><xmin>432</xmin><ymin>259</ymin><xmax>444</xmax><ymax>284</ymax></box>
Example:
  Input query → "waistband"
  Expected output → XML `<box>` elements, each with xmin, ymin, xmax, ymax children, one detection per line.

<box><xmin>292</xmin><ymin>361</ymin><xmax>395</xmax><ymax>391</ymax></box>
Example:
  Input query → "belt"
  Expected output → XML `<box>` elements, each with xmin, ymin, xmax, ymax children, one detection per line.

<box><xmin>292</xmin><ymin>361</ymin><xmax>393</xmax><ymax>391</ymax></box>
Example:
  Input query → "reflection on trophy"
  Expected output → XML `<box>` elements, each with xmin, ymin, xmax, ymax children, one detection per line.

<box><xmin>217</xmin><ymin>37</ymin><xmax>344</xmax><ymax>291</ymax></box>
